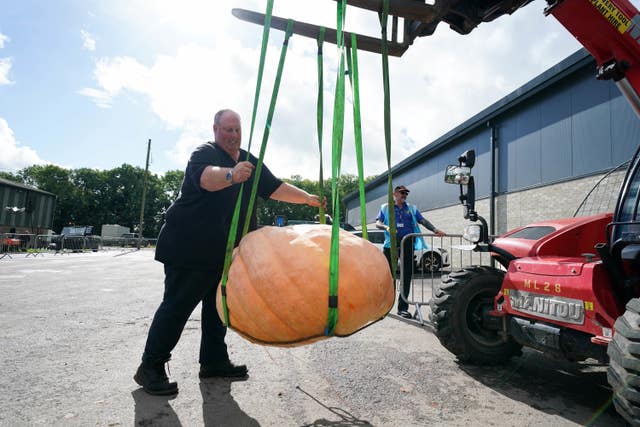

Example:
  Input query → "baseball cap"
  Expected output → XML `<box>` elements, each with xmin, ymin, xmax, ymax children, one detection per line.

<box><xmin>394</xmin><ymin>185</ymin><xmax>409</xmax><ymax>193</ymax></box>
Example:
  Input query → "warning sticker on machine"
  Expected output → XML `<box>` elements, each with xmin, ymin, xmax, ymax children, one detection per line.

<box><xmin>590</xmin><ymin>0</ymin><xmax>632</xmax><ymax>33</ymax></box>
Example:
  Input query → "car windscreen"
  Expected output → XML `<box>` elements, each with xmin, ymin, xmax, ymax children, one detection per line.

<box><xmin>61</xmin><ymin>227</ymin><xmax>86</xmax><ymax>236</ymax></box>
<box><xmin>353</xmin><ymin>230</ymin><xmax>385</xmax><ymax>244</ymax></box>
<box><xmin>506</xmin><ymin>226</ymin><xmax>555</xmax><ymax>240</ymax></box>
<box><xmin>368</xmin><ymin>231</ymin><xmax>385</xmax><ymax>244</ymax></box>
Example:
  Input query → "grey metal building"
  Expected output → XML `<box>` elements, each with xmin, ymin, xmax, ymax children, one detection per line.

<box><xmin>344</xmin><ymin>48</ymin><xmax>640</xmax><ymax>235</ymax></box>
<box><xmin>0</xmin><ymin>178</ymin><xmax>56</xmax><ymax>234</ymax></box>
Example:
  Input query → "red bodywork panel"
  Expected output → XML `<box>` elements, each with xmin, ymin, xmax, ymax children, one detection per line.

<box><xmin>493</xmin><ymin>213</ymin><xmax>613</xmax><ymax>258</ymax></box>
<box><xmin>497</xmin><ymin>258</ymin><xmax>621</xmax><ymax>336</ymax></box>
<box><xmin>491</xmin><ymin>213</ymin><xmax>623</xmax><ymax>341</ymax></box>
<box><xmin>489</xmin><ymin>0</ymin><xmax>640</xmax><ymax>343</ymax></box>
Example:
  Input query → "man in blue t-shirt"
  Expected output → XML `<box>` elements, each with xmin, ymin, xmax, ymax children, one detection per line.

<box><xmin>376</xmin><ymin>185</ymin><xmax>445</xmax><ymax>319</ymax></box>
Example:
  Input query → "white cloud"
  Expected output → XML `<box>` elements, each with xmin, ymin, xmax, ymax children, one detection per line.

<box><xmin>0</xmin><ymin>32</ymin><xmax>12</xmax><ymax>85</ymax></box>
<box><xmin>0</xmin><ymin>57</ymin><xmax>12</xmax><ymax>85</ymax></box>
<box><xmin>80</xmin><ymin>39</ymin><xmax>259</xmax><ymax>164</ymax></box>
<box><xmin>77</xmin><ymin>87</ymin><xmax>113</xmax><ymax>108</ymax></box>
<box><xmin>0</xmin><ymin>117</ymin><xmax>47</xmax><ymax>172</ymax></box>
<box><xmin>78</xmin><ymin>56</ymin><xmax>151</xmax><ymax>109</ymax></box>
<box><xmin>80</xmin><ymin>29</ymin><xmax>96</xmax><ymax>51</ymax></box>
<box><xmin>369</xmin><ymin>4</ymin><xmax>581</xmax><ymax>169</ymax></box>
<box><xmin>80</xmin><ymin>1</ymin><xmax>582</xmax><ymax>179</ymax></box>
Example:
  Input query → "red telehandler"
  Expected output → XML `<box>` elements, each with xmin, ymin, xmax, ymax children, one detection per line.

<box><xmin>233</xmin><ymin>0</ymin><xmax>640</xmax><ymax>423</ymax></box>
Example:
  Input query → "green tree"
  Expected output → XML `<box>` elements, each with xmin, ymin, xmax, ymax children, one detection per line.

<box><xmin>0</xmin><ymin>171</ymin><xmax>23</xmax><ymax>182</ymax></box>
<box><xmin>15</xmin><ymin>163</ymin><xmax>170</xmax><ymax>237</ymax></box>
<box><xmin>256</xmin><ymin>173</ymin><xmax>376</xmax><ymax>226</ymax></box>
<box><xmin>72</xmin><ymin>168</ymin><xmax>108</xmax><ymax>228</ymax></box>
<box><xmin>257</xmin><ymin>176</ymin><xmax>320</xmax><ymax>225</ymax></box>
<box><xmin>162</xmin><ymin>170</ymin><xmax>185</xmax><ymax>203</ymax></box>
<box><xmin>101</xmin><ymin>164</ymin><xmax>167</xmax><ymax>237</ymax></box>
<box><xmin>8</xmin><ymin>162</ymin><xmax>376</xmax><ymax>237</ymax></box>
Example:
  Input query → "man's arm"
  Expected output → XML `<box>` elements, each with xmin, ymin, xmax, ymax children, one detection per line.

<box><xmin>375</xmin><ymin>220</ymin><xmax>389</xmax><ymax>231</ymax></box>
<box><xmin>270</xmin><ymin>182</ymin><xmax>321</xmax><ymax>207</ymax></box>
<box><xmin>419</xmin><ymin>218</ymin><xmax>446</xmax><ymax>236</ymax></box>
<box><xmin>375</xmin><ymin>207</ymin><xmax>388</xmax><ymax>231</ymax></box>
<box><xmin>200</xmin><ymin>161</ymin><xmax>255</xmax><ymax>192</ymax></box>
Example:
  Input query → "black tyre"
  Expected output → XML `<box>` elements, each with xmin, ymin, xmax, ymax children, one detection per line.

<box><xmin>421</xmin><ymin>251</ymin><xmax>442</xmax><ymax>273</ymax></box>
<box><xmin>429</xmin><ymin>266</ymin><xmax>522</xmax><ymax>364</ymax></box>
<box><xmin>607</xmin><ymin>298</ymin><xmax>640</xmax><ymax>426</ymax></box>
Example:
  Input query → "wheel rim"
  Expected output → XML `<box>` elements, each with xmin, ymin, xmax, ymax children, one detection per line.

<box><xmin>422</xmin><ymin>253</ymin><xmax>440</xmax><ymax>272</ymax></box>
<box><xmin>465</xmin><ymin>289</ymin><xmax>502</xmax><ymax>347</ymax></box>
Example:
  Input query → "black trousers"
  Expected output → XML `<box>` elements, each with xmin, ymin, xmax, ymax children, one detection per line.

<box><xmin>383</xmin><ymin>237</ymin><xmax>414</xmax><ymax>313</ymax></box>
<box><xmin>142</xmin><ymin>265</ymin><xmax>229</xmax><ymax>365</ymax></box>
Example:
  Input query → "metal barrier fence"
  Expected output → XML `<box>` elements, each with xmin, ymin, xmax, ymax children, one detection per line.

<box><xmin>0</xmin><ymin>233</ymin><xmax>159</xmax><ymax>259</ymax></box>
<box><xmin>1</xmin><ymin>233</ymin><xmax>104</xmax><ymax>257</ymax></box>
<box><xmin>101</xmin><ymin>237</ymin><xmax>157</xmax><ymax>248</ymax></box>
<box><xmin>397</xmin><ymin>233</ymin><xmax>496</xmax><ymax>325</ymax></box>
<box><xmin>0</xmin><ymin>233</ymin><xmax>35</xmax><ymax>259</ymax></box>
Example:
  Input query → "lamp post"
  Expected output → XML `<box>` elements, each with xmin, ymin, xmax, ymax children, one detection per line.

<box><xmin>5</xmin><ymin>206</ymin><xmax>26</xmax><ymax>214</ymax></box>
<box><xmin>137</xmin><ymin>139</ymin><xmax>151</xmax><ymax>250</ymax></box>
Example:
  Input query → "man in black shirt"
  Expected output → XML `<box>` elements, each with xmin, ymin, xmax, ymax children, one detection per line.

<box><xmin>135</xmin><ymin>109</ymin><xmax>321</xmax><ymax>395</ymax></box>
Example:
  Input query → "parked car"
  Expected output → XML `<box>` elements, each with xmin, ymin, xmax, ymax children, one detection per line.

<box><xmin>51</xmin><ymin>225</ymin><xmax>100</xmax><ymax>252</ymax></box>
<box><xmin>351</xmin><ymin>229</ymin><xmax>449</xmax><ymax>273</ymax></box>
<box><xmin>273</xmin><ymin>216</ymin><xmax>356</xmax><ymax>231</ymax></box>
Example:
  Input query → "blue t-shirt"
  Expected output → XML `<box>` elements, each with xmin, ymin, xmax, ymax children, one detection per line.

<box><xmin>376</xmin><ymin>203</ymin><xmax>426</xmax><ymax>248</ymax></box>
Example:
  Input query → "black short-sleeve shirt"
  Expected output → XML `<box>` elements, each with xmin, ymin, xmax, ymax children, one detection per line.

<box><xmin>154</xmin><ymin>142</ymin><xmax>282</xmax><ymax>269</ymax></box>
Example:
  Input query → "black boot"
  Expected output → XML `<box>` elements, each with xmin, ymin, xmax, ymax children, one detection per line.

<box><xmin>199</xmin><ymin>360</ymin><xmax>248</xmax><ymax>379</ymax></box>
<box><xmin>134</xmin><ymin>359</ymin><xmax>178</xmax><ymax>395</ymax></box>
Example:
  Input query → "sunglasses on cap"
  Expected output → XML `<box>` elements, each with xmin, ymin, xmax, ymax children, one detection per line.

<box><xmin>399</xmin><ymin>190</ymin><xmax>409</xmax><ymax>195</ymax></box>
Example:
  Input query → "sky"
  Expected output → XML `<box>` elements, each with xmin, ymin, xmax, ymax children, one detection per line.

<box><xmin>0</xmin><ymin>0</ymin><xmax>586</xmax><ymax>180</ymax></box>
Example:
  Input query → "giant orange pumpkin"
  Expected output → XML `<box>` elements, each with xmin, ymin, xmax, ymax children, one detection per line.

<box><xmin>216</xmin><ymin>224</ymin><xmax>394</xmax><ymax>346</ymax></box>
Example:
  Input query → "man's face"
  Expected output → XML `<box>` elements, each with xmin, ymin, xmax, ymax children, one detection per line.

<box><xmin>214</xmin><ymin>111</ymin><xmax>242</xmax><ymax>152</ymax></box>
<box><xmin>394</xmin><ymin>189</ymin><xmax>409</xmax><ymax>203</ymax></box>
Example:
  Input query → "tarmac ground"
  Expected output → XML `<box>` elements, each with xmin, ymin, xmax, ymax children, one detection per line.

<box><xmin>0</xmin><ymin>250</ymin><xmax>626</xmax><ymax>426</ymax></box>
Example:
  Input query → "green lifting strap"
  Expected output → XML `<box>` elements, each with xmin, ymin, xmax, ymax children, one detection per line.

<box><xmin>245</xmin><ymin>0</ymin><xmax>274</xmax><ymax>155</ymax></box>
<box><xmin>324</xmin><ymin>0</ymin><xmax>347</xmax><ymax>337</ymax></box>
<box><xmin>220</xmin><ymin>12</ymin><xmax>293</xmax><ymax>328</ymax></box>
<box><xmin>317</xmin><ymin>27</ymin><xmax>327</xmax><ymax>225</ymax></box>
<box><xmin>220</xmin><ymin>0</ymin><xmax>274</xmax><ymax>327</ymax></box>
<box><xmin>329</xmin><ymin>27</ymin><xmax>393</xmax><ymax>337</ymax></box>
<box><xmin>327</xmin><ymin>2</ymin><xmax>396</xmax><ymax>339</ymax></box>
<box><xmin>345</xmin><ymin>33</ymin><xmax>367</xmax><ymax>241</ymax></box>
<box><xmin>242</xmin><ymin>19</ymin><xmax>294</xmax><ymax>238</ymax></box>
<box><xmin>220</xmin><ymin>0</ymin><xmax>391</xmax><ymax>344</ymax></box>
<box><xmin>380</xmin><ymin>0</ymin><xmax>397</xmax><ymax>277</ymax></box>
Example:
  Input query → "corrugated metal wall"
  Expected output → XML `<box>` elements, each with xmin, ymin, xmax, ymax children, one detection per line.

<box><xmin>0</xmin><ymin>183</ymin><xmax>56</xmax><ymax>230</ymax></box>
<box><xmin>497</xmin><ymin>67</ymin><xmax>638</xmax><ymax>194</ymax></box>
<box><xmin>346</xmin><ymin>50</ymin><xmax>640</xmax><ymax>227</ymax></box>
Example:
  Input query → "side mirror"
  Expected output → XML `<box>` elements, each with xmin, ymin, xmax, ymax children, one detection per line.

<box><xmin>458</xmin><ymin>150</ymin><xmax>475</xmax><ymax>168</ymax></box>
<box><xmin>444</xmin><ymin>165</ymin><xmax>472</xmax><ymax>185</ymax></box>
<box><xmin>446</xmin><ymin>149</ymin><xmax>477</xmax><ymax>221</ymax></box>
